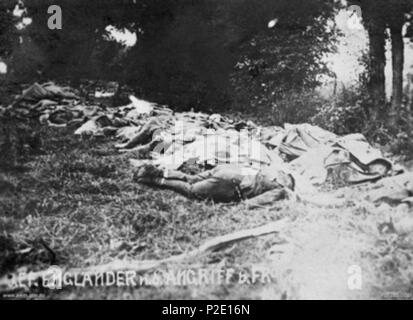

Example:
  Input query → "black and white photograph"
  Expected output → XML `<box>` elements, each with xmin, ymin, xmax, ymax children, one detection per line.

<box><xmin>1</xmin><ymin>0</ymin><xmax>413</xmax><ymax>302</ymax></box>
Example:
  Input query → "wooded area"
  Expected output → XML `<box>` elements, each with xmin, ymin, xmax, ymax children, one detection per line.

<box><xmin>1</xmin><ymin>0</ymin><xmax>413</xmax><ymax>139</ymax></box>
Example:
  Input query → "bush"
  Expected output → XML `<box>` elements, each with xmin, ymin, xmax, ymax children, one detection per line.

<box><xmin>311</xmin><ymin>102</ymin><xmax>367</xmax><ymax>135</ymax></box>
<box><xmin>388</xmin><ymin>107</ymin><xmax>413</xmax><ymax>158</ymax></box>
<box><xmin>228</xmin><ymin>89</ymin><xmax>325</xmax><ymax>126</ymax></box>
<box><xmin>311</xmin><ymin>84</ymin><xmax>370</xmax><ymax>134</ymax></box>
<box><xmin>0</xmin><ymin>114</ymin><xmax>42</xmax><ymax>171</ymax></box>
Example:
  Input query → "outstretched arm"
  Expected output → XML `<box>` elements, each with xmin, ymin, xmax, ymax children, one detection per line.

<box><xmin>164</xmin><ymin>168</ymin><xmax>214</xmax><ymax>184</ymax></box>
<box><xmin>246</xmin><ymin>187</ymin><xmax>346</xmax><ymax>209</ymax></box>
<box><xmin>246</xmin><ymin>188</ymin><xmax>288</xmax><ymax>209</ymax></box>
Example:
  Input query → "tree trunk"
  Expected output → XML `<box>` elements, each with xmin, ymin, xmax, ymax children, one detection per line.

<box><xmin>390</xmin><ymin>24</ymin><xmax>404</xmax><ymax>126</ymax></box>
<box><xmin>409</xmin><ymin>74</ymin><xmax>413</xmax><ymax>113</ymax></box>
<box><xmin>366</xmin><ymin>23</ymin><xmax>386</xmax><ymax>120</ymax></box>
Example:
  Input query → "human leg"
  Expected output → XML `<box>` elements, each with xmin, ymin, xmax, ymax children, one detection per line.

<box><xmin>118</xmin><ymin>118</ymin><xmax>163</xmax><ymax>149</ymax></box>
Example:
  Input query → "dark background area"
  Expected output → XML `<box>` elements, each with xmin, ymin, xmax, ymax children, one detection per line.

<box><xmin>1</xmin><ymin>0</ymin><xmax>337</xmax><ymax>118</ymax></box>
<box><xmin>1</xmin><ymin>0</ymin><xmax>413</xmax><ymax>145</ymax></box>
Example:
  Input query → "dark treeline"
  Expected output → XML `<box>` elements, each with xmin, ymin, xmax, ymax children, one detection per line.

<box><xmin>1</xmin><ymin>0</ymin><xmax>413</xmax><ymax>128</ymax></box>
<box><xmin>1</xmin><ymin>0</ymin><xmax>339</xmax><ymax>115</ymax></box>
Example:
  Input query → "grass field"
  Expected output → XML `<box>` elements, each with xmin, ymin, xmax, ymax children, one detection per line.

<box><xmin>1</xmin><ymin>120</ymin><xmax>413</xmax><ymax>300</ymax></box>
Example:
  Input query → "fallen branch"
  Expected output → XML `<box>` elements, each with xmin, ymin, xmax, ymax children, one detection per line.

<box><xmin>0</xmin><ymin>219</ymin><xmax>286</xmax><ymax>293</ymax></box>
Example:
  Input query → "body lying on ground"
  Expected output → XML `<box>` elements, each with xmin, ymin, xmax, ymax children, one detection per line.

<box><xmin>11</xmin><ymin>84</ymin><xmax>404</xmax><ymax>208</ymax></box>
<box><xmin>333</xmin><ymin>172</ymin><xmax>413</xmax><ymax>206</ymax></box>
<box><xmin>134</xmin><ymin>163</ymin><xmax>295</xmax><ymax>204</ymax></box>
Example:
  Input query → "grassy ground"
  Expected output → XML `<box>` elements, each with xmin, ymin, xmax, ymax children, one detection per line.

<box><xmin>1</xmin><ymin>119</ymin><xmax>413</xmax><ymax>300</ymax></box>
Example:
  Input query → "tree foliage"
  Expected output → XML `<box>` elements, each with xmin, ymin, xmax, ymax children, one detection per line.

<box><xmin>3</xmin><ymin>0</ymin><xmax>340</xmax><ymax>112</ymax></box>
<box><xmin>0</xmin><ymin>2</ymin><xmax>16</xmax><ymax>59</ymax></box>
<box><xmin>230</xmin><ymin>0</ymin><xmax>339</xmax><ymax>120</ymax></box>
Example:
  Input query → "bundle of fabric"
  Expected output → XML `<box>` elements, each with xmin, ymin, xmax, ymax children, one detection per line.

<box><xmin>276</xmin><ymin>123</ymin><xmax>337</xmax><ymax>160</ymax></box>
<box><xmin>260</xmin><ymin>124</ymin><xmax>394</xmax><ymax>186</ymax></box>
<box><xmin>151</xmin><ymin>131</ymin><xmax>284</xmax><ymax>170</ymax></box>
<box><xmin>10</xmin><ymin>82</ymin><xmax>93</xmax><ymax>127</ymax></box>
<box><xmin>128</xmin><ymin>120</ymin><xmax>397</xmax><ymax>203</ymax></box>
<box><xmin>74</xmin><ymin>96</ymin><xmax>174</xmax><ymax>137</ymax></box>
<box><xmin>11</xmin><ymin>84</ymin><xmax>400</xmax><ymax>205</ymax></box>
<box><xmin>333</xmin><ymin>172</ymin><xmax>413</xmax><ymax>207</ymax></box>
<box><xmin>19</xmin><ymin>82</ymin><xmax>80</xmax><ymax>103</ymax></box>
<box><xmin>74</xmin><ymin>114</ymin><xmax>132</xmax><ymax>136</ymax></box>
<box><xmin>116</xmin><ymin>112</ymin><xmax>276</xmax><ymax>171</ymax></box>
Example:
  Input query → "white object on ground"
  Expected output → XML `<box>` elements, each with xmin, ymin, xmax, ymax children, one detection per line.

<box><xmin>95</xmin><ymin>91</ymin><xmax>115</xmax><ymax>98</ymax></box>
<box><xmin>74</xmin><ymin>119</ymin><xmax>99</xmax><ymax>135</ymax></box>
<box><xmin>124</xmin><ymin>95</ymin><xmax>155</xmax><ymax>119</ymax></box>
